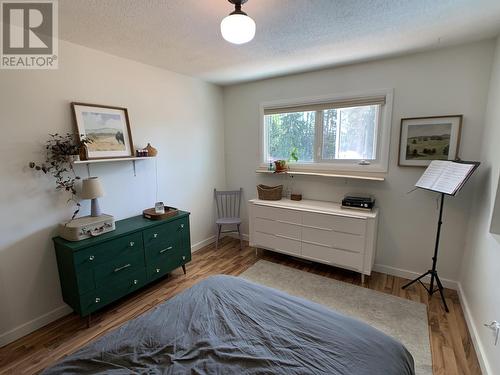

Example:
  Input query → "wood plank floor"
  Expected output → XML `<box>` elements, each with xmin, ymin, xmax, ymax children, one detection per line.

<box><xmin>0</xmin><ymin>237</ymin><xmax>481</xmax><ymax>374</ymax></box>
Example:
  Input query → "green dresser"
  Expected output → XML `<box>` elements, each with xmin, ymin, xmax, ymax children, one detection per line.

<box><xmin>53</xmin><ymin>212</ymin><xmax>191</xmax><ymax>319</ymax></box>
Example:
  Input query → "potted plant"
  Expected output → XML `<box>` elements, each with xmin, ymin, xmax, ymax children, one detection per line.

<box><xmin>28</xmin><ymin>133</ymin><xmax>92</xmax><ymax>220</ymax></box>
<box><xmin>274</xmin><ymin>160</ymin><xmax>288</xmax><ymax>173</ymax></box>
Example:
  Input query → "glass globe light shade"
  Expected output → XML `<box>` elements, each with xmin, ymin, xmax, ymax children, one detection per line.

<box><xmin>220</xmin><ymin>13</ymin><xmax>256</xmax><ymax>44</ymax></box>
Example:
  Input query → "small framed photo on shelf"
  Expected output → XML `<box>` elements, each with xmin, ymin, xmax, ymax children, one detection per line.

<box><xmin>72</xmin><ymin>102</ymin><xmax>134</xmax><ymax>160</ymax></box>
<box><xmin>398</xmin><ymin>115</ymin><xmax>462</xmax><ymax>167</ymax></box>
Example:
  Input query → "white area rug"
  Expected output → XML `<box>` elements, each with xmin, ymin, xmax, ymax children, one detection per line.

<box><xmin>240</xmin><ymin>260</ymin><xmax>432</xmax><ymax>375</ymax></box>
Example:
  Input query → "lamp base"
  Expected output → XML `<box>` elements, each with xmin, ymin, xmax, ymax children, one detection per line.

<box><xmin>90</xmin><ymin>198</ymin><xmax>102</xmax><ymax>217</ymax></box>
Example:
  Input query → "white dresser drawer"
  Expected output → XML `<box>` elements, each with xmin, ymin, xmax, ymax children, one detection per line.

<box><xmin>302</xmin><ymin>227</ymin><xmax>364</xmax><ymax>253</ymax></box>
<box><xmin>253</xmin><ymin>204</ymin><xmax>302</xmax><ymax>225</ymax></box>
<box><xmin>254</xmin><ymin>217</ymin><xmax>301</xmax><ymax>240</ymax></box>
<box><xmin>302</xmin><ymin>211</ymin><xmax>366</xmax><ymax>235</ymax></box>
<box><xmin>301</xmin><ymin>242</ymin><xmax>363</xmax><ymax>271</ymax></box>
<box><xmin>254</xmin><ymin>231</ymin><xmax>301</xmax><ymax>256</ymax></box>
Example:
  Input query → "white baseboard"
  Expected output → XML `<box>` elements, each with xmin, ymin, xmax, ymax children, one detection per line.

<box><xmin>372</xmin><ymin>263</ymin><xmax>458</xmax><ymax>290</ymax></box>
<box><xmin>0</xmin><ymin>304</ymin><xmax>72</xmax><ymax>348</ymax></box>
<box><xmin>228</xmin><ymin>232</ymin><xmax>249</xmax><ymax>241</ymax></box>
<box><xmin>191</xmin><ymin>235</ymin><xmax>216</xmax><ymax>253</ymax></box>
<box><xmin>457</xmin><ymin>282</ymin><xmax>491</xmax><ymax>375</ymax></box>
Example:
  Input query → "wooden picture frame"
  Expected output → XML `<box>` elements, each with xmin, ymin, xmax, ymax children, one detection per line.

<box><xmin>71</xmin><ymin>102</ymin><xmax>134</xmax><ymax>160</ymax></box>
<box><xmin>398</xmin><ymin>115</ymin><xmax>462</xmax><ymax>167</ymax></box>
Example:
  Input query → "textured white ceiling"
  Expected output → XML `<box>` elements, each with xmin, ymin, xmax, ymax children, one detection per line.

<box><xmin>59</xmin><ymin>0</ymin><xmax>500</xmax><ymax>85</ymax></box>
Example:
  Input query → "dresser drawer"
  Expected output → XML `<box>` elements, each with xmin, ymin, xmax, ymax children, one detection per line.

<box><xmin>254</xmin><ymin>217</ymin><xmax>301</xmax><ymax>240</ymax></box>
<box><xmin>143</xmin><ymin>219</ymin><xmax>185</xmax><ymax>252</ymax></box>
<box><xmin>147</xmin><ymin>252</ymin><xmax>187</xmax><ymax>281</ymax></box>
<box><xmin>253</xmin><ymin>205</ymin><xmax>302</xmax><ymax>225</ymax></box>
<box><xmin>74</xmin><ymin>232</ymin><xmax>143</xmax><ymax>272</ymax></box>
<box><xmin>254</xmin><ymin>231</ymin><xmax>301</xmax><ymax>256</ymax></box>
<box><xmin>302</xmin><ymin>227</ymin><xmax>364</xmax><ymax>253</ymax></box>
<box><xmin>93</xmin><ymin>251</ymin><xmax>146</xmax><ymax>288</ymax></box>
<box><xmin>145</xmin><ymin>241</ymin><xmax>178</xmax><ymax>260</ymax></box>
<box><xmin>301</xmin><ymin>242</ymin><xmax>363</xmax><ymax>271</ymax></box>
<box><xmin>302</xmin><ymin>212</ymin><xmax>366</xmax><ymax>235</ymax></box>
<box><xmin>80</xmin><ymin>268</ymin><xmax>147</xmax><ymax>316</ymax></box>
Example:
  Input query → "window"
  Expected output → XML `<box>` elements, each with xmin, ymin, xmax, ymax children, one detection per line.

<box><xmin>261</xmin><ymin>91</ymin><xmax>392</xmax><ymax>174</ymax></box>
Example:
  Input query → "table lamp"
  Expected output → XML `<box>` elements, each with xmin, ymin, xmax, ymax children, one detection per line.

<box><xmin>81</xmin><ymin>177</ymin><xmax>104</xmax><ymax>217</ymax></box>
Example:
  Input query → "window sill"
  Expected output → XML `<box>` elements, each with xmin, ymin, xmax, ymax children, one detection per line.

<box><xmin>255</xmin><ymin>168</ymin><xmax>386</xmax><ymax>181</ymax></box>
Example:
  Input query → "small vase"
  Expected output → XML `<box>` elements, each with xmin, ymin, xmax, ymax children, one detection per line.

<box><xmin>145</xmin><ymin>143</ymin><xmax>158</xmax><ymax>157</ymax></box>
<box><xmin>79</xmin><ymin>144</ymin><xmax>88</xmax><ymax>161</ymax></box>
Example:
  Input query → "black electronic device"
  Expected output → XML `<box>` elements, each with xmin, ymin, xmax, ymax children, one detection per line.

<box><xmin>341</xmin><ymin>195</ymin><xmax>375</xmax><ymax>210</ymax></box>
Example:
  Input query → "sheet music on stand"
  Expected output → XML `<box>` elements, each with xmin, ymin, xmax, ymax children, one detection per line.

<box><xmin>415</xmin><ymin>160</ymin><xmax>480</xmax><ymax>196</ymax></box>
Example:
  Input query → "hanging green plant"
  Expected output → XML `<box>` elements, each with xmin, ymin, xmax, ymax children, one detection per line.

<box><xmin>28</xmin><ymin>133</ymin><xmax>92</xmax><ymax>220</ymax></box>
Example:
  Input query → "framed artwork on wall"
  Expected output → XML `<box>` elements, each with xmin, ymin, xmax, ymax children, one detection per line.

<box><xmin>398</xmin><ymin>115</ymin><xmax>462</xmax><ymax>167</ymax></box>
<box><xmin>71</xmin><ymin>102</ymin><xmax>134</xmax><ymax>160</ymax></box>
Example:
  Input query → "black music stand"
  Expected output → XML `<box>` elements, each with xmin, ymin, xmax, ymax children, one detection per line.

<box><xmin>402</xmin><ymin>160</ymin><xmax>480</xmax><ymax>312</ymax></box>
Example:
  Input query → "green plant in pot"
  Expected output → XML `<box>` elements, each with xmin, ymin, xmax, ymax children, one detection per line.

<box><xmin>28</xmin><ymin>133</ymin><xmax>92</xmax><ymax>220</ymax></box>
<box><xmin>274</xmin><ymin>159</ymin><xmax>288</xmax><ymax>173</ymax></box>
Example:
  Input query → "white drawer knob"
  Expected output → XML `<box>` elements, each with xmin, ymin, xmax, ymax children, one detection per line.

<box><xmin>89</xmin><ymin>255</ymin><xmax>95</xmax><ymax>261</ymax></box>
<box><xmin>133</xmin><ymin>279</ymin><xmax>138</xmax><ymax>285</ymax></box>
<box><xmin>182</xmin><ymin>255</ymin><xmax>186</xmax><ymax>260</ymax></box>
<box><xmin>153</xmin><ymin>233</ymin><xmax>158</xmax><ymax>238</ymax></box>
<box><xmin>156</xmin><ymin>268</ymin><xmax>160</xmax><ymax>273</ymax></box>
<box><xmin>95</xmin><ymin>297</ymin><xmax>100</xmax><ymax>303</ymax></box>
<box><xmin>129</xmin><ymin>241</ymin><xmax>135</xmax><ymax>247</ymax></box>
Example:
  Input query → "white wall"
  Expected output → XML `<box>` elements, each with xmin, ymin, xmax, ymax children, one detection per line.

<box><xmin>223</xmin><ymin>41</ymin><xmax>495</xmax><ymax>286</ymax></box>
<box><xmin>0</xmin><ymin>40</ymin><xmax>225</xmax><ymax>345</ymax></box>
<box><xmin>459</xmin><ymin>36</ymin><xmax>500</xmax><ymax>374</ymax></box>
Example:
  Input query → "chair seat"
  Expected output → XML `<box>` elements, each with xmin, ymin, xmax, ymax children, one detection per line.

<box><xmin>216</xmin><ymin>217</ymin><xmax>241</xmax><ymax>225</ymax></box>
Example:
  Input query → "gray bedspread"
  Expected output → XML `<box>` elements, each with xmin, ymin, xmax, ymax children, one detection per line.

<box><xmin>43</xmin><ymin>275</ymin><xmax>415</xmax><ymax>374</ymax></box>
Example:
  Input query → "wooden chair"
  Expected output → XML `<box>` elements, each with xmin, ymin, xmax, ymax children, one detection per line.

<box><xmin>214</xmin><ymin>188</ymin><xmax>243</xmax><ymax>249</ymax></box>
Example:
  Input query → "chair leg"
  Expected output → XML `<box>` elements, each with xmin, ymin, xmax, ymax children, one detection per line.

<box><xmin>215</xmin><ymin>224</ymin><xmax>221</xmax><ymax>249</ymax></box>
<box><xmin>237</xmin><ymin>224</ymin><xmax>242</xmax><ymax>250</ymax></box>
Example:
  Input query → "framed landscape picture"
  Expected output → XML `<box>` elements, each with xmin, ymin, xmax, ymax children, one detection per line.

<box><xmin>72</xmin><ymin>102</ymin><xmax>134</xmax><ymax>160</ymax></box>
<box><xmin>398</xmin><ymin>115</ymin><xmax>462</xmax><ymax>167</ymax></box>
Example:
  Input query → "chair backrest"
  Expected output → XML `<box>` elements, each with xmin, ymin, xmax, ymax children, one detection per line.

<box><xmin>214</xmin><ymin>188</ymin><xmax>243</xmax><ymax>219</ymax></box>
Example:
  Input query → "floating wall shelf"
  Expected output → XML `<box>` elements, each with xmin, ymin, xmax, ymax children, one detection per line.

<box><xmin>72</xmin><ymin>156</ymin><xmax>153</xmax><ymax>165</ymax></box>
<box><xmin>73</xmin><ymin>157</ymin><xmax>156</xmax><ymax>177</ymax></box>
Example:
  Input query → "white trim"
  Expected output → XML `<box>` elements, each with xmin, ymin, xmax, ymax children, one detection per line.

<box><xmin>457</xmin><ymin>282</ymin><xmax>491</xmax><ymax>374</ymax></box>
<box><xmin>228</xmin><ymin>232</ymin><xmax>250</xmax><ymax>241</ymax></box>
<box><xmin>259</xmin><ymin>89</ymin><xmax>394</xmax><ymax>174</ymax></box>
<box><xmin>0</xmin><ymin>305</ymin><xmax>72</xmax><ymax>348</ymax></box>
<box><xmin>191</xmin><ymin>235</ymin><xmax>216</xmax><ymax>252</ymax></box>
<box><xmin>372</xmin><ymin>263</ymin><xmax>458</xmax><ymax>290</ymax></box>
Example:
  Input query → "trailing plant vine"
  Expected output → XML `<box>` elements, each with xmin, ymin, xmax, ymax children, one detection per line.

<box><xmin>29</xmin><ymin>133</ymin><xmax>92</xmax><ymax>220</ymax></box>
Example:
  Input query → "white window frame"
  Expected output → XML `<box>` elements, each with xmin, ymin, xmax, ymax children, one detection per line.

<box><xmin>259</xmin><ymin>89</ymin><xmax>393</xmax><ymax>174</ymax></box>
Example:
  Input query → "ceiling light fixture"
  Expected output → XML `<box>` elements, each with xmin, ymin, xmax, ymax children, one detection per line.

<box><xmin>220</xmin><ymin>0</ymin><xmax>256</xmax><ymax>45</ymax></box>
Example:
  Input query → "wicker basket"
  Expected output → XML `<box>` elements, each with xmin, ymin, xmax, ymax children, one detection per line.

<box><xmin>257</xmin><ymin>184</ymin><xmax>283</xmax><ymax>200</ymax></box>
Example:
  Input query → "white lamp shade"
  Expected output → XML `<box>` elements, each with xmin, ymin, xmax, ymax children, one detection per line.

<box><xmin>80</xmin><ymin>177</ymin><xmax>104</xmax><ymax>199</ymax></box>
<box><xmin>220</xmin><ymin>14</ymin><xmax>256</xmax><ymax>44</ymax></box>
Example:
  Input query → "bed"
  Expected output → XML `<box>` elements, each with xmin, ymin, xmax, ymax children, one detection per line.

<box><xmin>43</xmin><ymin>275</ymin><xmax>415</xmax><ymax>374</ymax></box>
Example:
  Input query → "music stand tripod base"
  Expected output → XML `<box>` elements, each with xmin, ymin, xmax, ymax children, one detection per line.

<box><xmin>402</xmin><ymin>192</ymin><xmax>449</xmax><ymax>313</ymax></box>
<box><xmin>402</xmin><ymin>269</ymin><xmax>449</xmax><ymax>312</ymax></box>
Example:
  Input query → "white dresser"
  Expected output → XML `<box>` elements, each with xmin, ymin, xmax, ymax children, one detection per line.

<box><xmin>248</xmin><ymin>199</ymin><xmax>378</xmax><ymax>282</ymax></box>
